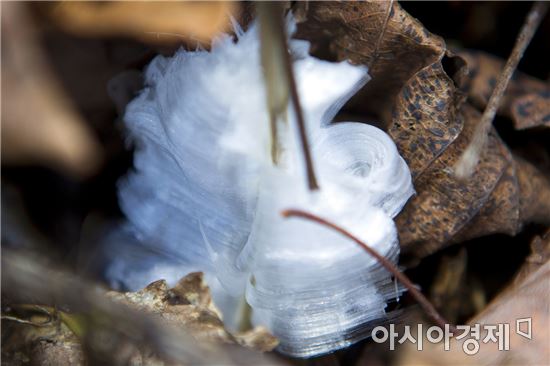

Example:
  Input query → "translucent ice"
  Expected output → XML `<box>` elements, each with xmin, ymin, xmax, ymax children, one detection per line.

<box><xmin>104</xmin><ymin>21</ymin><xmax>414</xmax><ymax>357</ymax></box>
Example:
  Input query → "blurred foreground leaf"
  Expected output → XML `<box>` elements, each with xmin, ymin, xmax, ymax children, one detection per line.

<box><xmin>43</xmin><ymin>1</ymin><xmax>237</xmax><ymax>46</ymax></box>
<box><xmin>1</xmin><ymin>3</ymin><xmax>103</xmax><ymax>178</ymax></box>
<box><xmin>1</xmin><ymin>251</ymin><xmax>280</xmax><ymax>365</ymax></box>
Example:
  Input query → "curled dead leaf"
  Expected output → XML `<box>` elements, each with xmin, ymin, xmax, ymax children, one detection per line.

<box><xmin>294</xmin><ymin>0</ymin><xmax>447</xmax><ymax>125</ymax></box>
<box><xmin>395</xmin><ymin>105</ymin><xmax>503</xmax><ymax>258</ymax></box>
<box><xmin>395</xmin><ymin>101</ymin><xmax>550</xmax><ymax>261</ymax></box>
<box><xmin>389</xmin><ymin>60</ymin><xmax>465</xmax><ymax>179</ymax></box>
<box><xmin>295</xmin><ymin>1</ymin><xmax>550</xmax><ymax>263</ymax></box>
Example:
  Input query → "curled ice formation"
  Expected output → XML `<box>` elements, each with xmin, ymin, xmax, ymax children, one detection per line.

<box><xmin>104</xmin><ymin>21</ymin><xmax>414</xmax><ymax>357</ymax></box>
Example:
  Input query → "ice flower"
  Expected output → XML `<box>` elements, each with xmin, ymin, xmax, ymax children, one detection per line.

<box><xmin>103</xmin><ymin>20</ymin><xmax>414</xmax><ymax>357</ymax></box>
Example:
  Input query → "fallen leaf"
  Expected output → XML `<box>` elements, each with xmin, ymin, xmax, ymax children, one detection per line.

<box><xmin>394</xmin><ymin>103</ymin><xmax>550</xmax><ymax>260</ymax></box>
<box><xmin>513</xmin><ymin>229</ymin><xmax>550</xmax><ymax>284</ymax></box>
<box><xmin>509</xmin><ymin>91</ymin><xmax>550</xmax><ymax>129</ymax></box>
<box><xmin>294</xmin><ymin>0</ymin><xmax>447</xmax><ymax>124</ymax></box>
<box><xmin>107</xmin><ymin>273</ymin><xmax>279</xmax><ymax>352</ymax></box>
<box><xmin>428</xmin><ymin>248</ymin><xmax>485</xmax><ymax>324</ymax></box>
<box><xmin>388</xmin><ymin>59</ymin><xmax>465</xmax><ymax>180</ymax></box>
<box><xmin>1</xmin><ymin>3</ymin><xmax>103</xmax><ymax>177</ymax></box>
<box><xmin>398</xmin><ymin>235</ymin><xmax>550</xmax><ymax>366</ymax></box>
<box><xmin>41</xmin><ymin>2</ymin><xmax>237</xmax><ymax>46</ymax></box>
<box><xmin>295</xmin><ymin>1</ymin><xmax>550</xmax><ymax>263</ymax></box>
<box><xmin>2</xmin><ymin>252</ymin><xmax>280</xmax><ymax>365</ymax></box>
<box><xmin>459</xmin><ymin>50</ymin><xmax>550</xmax><ymax>130</ymax></box>
<box><xmin>1</xmin><ymin>305</ymin><xmax>85</xmax><ymax>366</ymax></box>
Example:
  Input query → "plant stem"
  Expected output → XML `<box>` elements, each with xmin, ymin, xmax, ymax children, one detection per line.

<box><xmin>257</xmin><ymin>2</ymin><xmax>319</xmax><ymax>190</ymax></box>
<box><xmin>454</xmin><ymin>2</ymin><xmax>548</xmax><ymax>179</ymax></box>
<box><xmin>282</xmin><ymin>208</ymin><xmax>456</xmax><ymax>332</ymax></box>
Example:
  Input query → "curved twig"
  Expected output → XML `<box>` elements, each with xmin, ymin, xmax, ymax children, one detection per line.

<box><xmin>282</xmin><ymin>208</ymin><xmax>457</xmax><ymax>333</ymax></box>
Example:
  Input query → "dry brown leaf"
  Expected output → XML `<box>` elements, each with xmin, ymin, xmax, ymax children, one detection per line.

<box><xmin>385</xmin><ymin>21</ymin><xmax>550</xmax><ymax>261</ymax></box>
<box><xmin>1</xmin><ymin>305</ymin><xmax>85</xmax><ymax>366</ymax></box>
<box><xmin>389</xmin><ymin>60</ymin><xmax>465</xmax><ymax>180</ymax></box>
<box><xmin>42</xmin><ymin>2</ymin><xmax>237</xmax><ymax>46</ymax></box>
<box><xmin>513</xmin><ymin>229</ymin><xmax>550</xmax><ymax>284</ymax></box>
<box><xmin>394</xmin><ymin>103</ymin><xmax>550</xmax><ymax>260</ymax></box>
<box><xmin>428</xmin><ymin>248</ymin><xmax>485</xmax><ymax>324</ymax></box>
<box><xmin>295</xmin><ymin>1</ymin><xmax>550</xmax><ymax>262</ymax></box>
<box><xmin>2</xmin><ymin>273</ymin><xmax>278</xmax><ymax>366</ymax></box>
<box><xmin>393</xmin><ymin>102</ymin><xmax>508</xmax><ymax>257</ymax></box>
<box><xmin>107</xmin><ymin>272</ymin><xmax>279</xmax><ymax>352</ymax></box>
<box><xmin>510</xmin><ymin>91</ymin><xmax>550</xmax><ymax>129</ymax></box>
<box><xmin>294</xmin><ymin>0</ymin><xmax>447</xmax><ymax>125</ymax></box>
<box><xmin>459</xmin><ymin>50</ymin><xmax>550</xmax><ymax>130</ymax></box>
<box><xmin>398</xmin><ymin>236</ymin><xmax>550</xmax><ymax>366</ymax></box>
<box><xmin>2</xmin><ymin>251</ymin><xmax>283</xmax><ymax>366</ymax></box>
<box><xmin>1</xmin><ymin>2</ymin><xmax>103</xmax><ymax>177</ymax></box>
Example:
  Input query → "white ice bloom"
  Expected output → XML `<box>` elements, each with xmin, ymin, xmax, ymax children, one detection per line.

<box><xmin>104</xmin><ymin>21</ymin><xmax>414</xmax><ymax>357</ymax></box>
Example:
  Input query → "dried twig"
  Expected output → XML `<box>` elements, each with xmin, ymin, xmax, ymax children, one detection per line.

<box><xmin>257</xmin><ymin>2</ymin><xmax>319</xmax><ymax>190</ymax></box>
<box><xmin>286</xmin><ymin>52</ymin><xmax>319</xmax><ymax>191</ymax></box>
<box><xmin>1</xmin><ymin>314</ymin><xmax>53</xmax><ymax>327</ymax></box>
<box><xmin>282</xmin><ymin>209</ymin><xmax>456</xmax><ymax>332</ymax></box>
<box><xmin>454</xmin><ymin>2</ymin><xmax>549</xmax><ymax>179</ymax></box>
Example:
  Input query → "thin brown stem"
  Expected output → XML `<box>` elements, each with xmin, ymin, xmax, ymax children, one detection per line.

<box><xmin>284</xmin><ymin>50</ymin><xmax>319</xmax><ymax>191</ymax></box>
<box><xmin>282</xmin><ymin>208</ymin><xmax>456</xmax><ymax>333</ymax></box>
<box><xmin>454</xmin><ymin>2</ymin><xmax>548</xmax><ymax>179</ymax></box>
<box><xmin>257</xmin><ymin>2</ymin><xmax>319</xmax><ymax>190</ymax></box>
